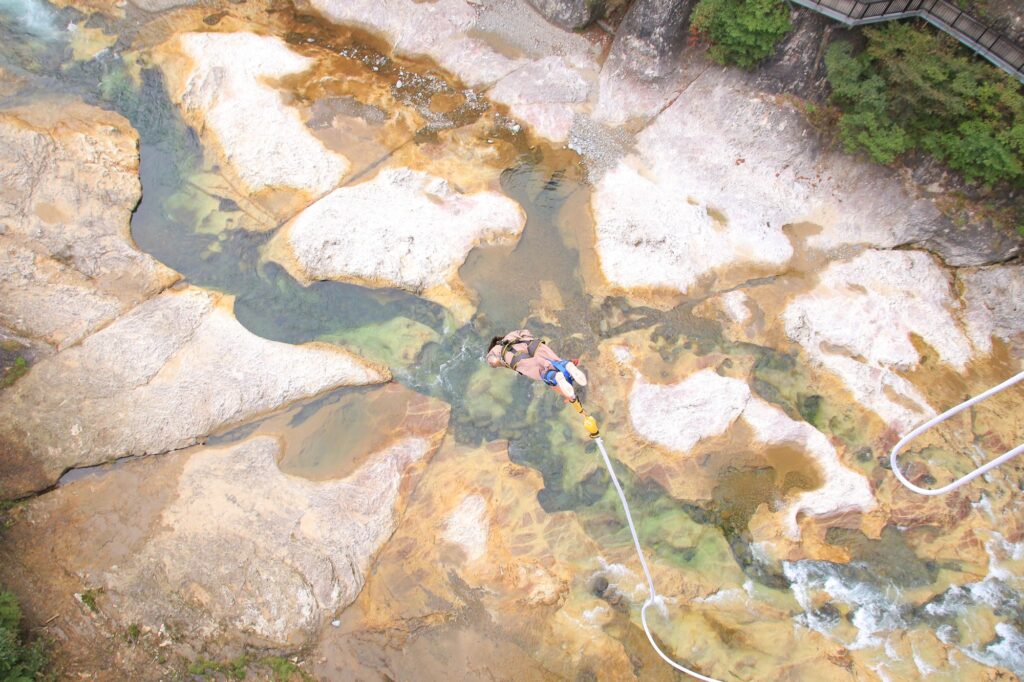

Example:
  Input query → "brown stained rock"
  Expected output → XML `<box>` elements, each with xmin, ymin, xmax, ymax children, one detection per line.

<box><xmin>0</xmin><ymin>101</ymin><xmax>179</xmax><ymax>351</ymax></box>
<box><xmin>311</xmin><ymin>439</ymin><xmax>646</xmax><ymax>680</ymax></box>
<box><xmin>0</xmin><ymin>397</ymin><xmax>449</xmax><ymax>673</ymax></box>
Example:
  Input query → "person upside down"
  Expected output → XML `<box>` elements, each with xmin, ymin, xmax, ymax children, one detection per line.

<box><xmin>486</xmin><ymin>329</ymin><xmax>587</xmax><ymax>400</ymax></box>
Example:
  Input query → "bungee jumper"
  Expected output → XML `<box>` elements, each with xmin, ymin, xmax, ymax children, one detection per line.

<box><xmin>486</xmin><ymin>329</ymin><xmax>600</xmax><ymax>436</ymax></box>
<box><xmin>484</xmin><ymin>328</ymin><xmax>716</xmax><ymax>680</ymax></box>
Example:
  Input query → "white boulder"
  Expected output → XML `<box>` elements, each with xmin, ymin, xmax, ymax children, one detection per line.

<box><xmin>783</xmin><ymin>250</ymin><xmax>975</xmax><ymax>429</ymax></box>
<box><xmin>268</xmin><ymin>167</ymin><xmax>526</xmax><ymax>316</ymax></box>
<box><xmin>0</xmin><ymin>287</ymin><xmax>388</xmax><ymax>497</ymax></box>
<box><xmin>629</xmin><ymin>369</ymin><xmax>875</xmax><ymax>538</ymax></box>
<box><xmin>0</xmin><ymin>102</ymin><xmax>178</xmax><ymax>349</ymax></box>
<box><xmin>157</xmin><ymin>32</ymin><xmax>349</xmax><ymax>201</ymax></box>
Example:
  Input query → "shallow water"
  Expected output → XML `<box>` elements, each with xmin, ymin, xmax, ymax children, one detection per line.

<box><xmin>3</xmin><ymin>1</ymin><xmax>1023</xmax><ymax>678</ymax></box>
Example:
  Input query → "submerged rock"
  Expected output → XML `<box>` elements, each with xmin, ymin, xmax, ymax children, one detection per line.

<box><xmin>310</xmin><ymin>440</ymin><xmax>645</xmax><ymax>680</ymax></box>
<box><xmin>267</xmin><ymin>167</ymin><xmax>526</xmax><ymax>320</ymax></box>
<box><xmin>155</xmin><ymin>32</ymin><xmax>349</xmax><ymax>214</ymax></box>
<box><xmin>0</xmin><ymin>286</ymin><xmax>388</xmax><ymax>498</ymax></box>
<box><xmin>0</xmin><ymin>101</ymin><xmax>178</xmax><ymax>351</ymax></box>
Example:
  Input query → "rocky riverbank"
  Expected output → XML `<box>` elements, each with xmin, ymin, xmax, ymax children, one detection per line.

<box><xmin>1</xmin><ymin>0</ymin><xmax>1022</xmax><ymax>678</ymax></box>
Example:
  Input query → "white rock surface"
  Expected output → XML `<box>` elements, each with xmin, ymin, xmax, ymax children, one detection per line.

<box><xmin>629</xmin><ymin>368</ymin><xmax>751</xmax><ymax>452</ymax></box>
<box><xmin>489</xmin><ymin>56</ymin><xmax>594</xmax><ymax>143</ymax></box>
<box><xmin>158</xmin><ymin>32</ymin><xmax>348</xmax><ymax>198</ymax></box>
<box><xmin>958</xmin><ymin>263</ymin><xmax>1024</xmax><ymax>357</ymax></box>
<box><xmin>114</xmin><ymin>435</ymin><xmax>434</xmax><ymax>645</ymax></box>
<box><xmin>784</xmin><ymin>250</ymin><xmax>975</xmax><ymax>429</ymax></box>
<box><xmin>720</xmin><ymin>290</ymin><xmax>752</xmax><ymax>324</ymax></box>
<box><xmin>311</xmin><ymin>0</ymin><xmax>522</xmax><ymax>87</ymax></box>
<box><xmin>592</xmin><ymin>70</ymin><xmax>948</xmax><ymax>299</ymax></box>
<box><xmin>311</xmin><ymin>0</ymin><xmax>599</xmax><ymax>143</ymax></box>
<box><xmin>269</xmin><ymin>167</ymin><xmax>526</xmax><ymax>312</ymax></box>
<box><xmin>0</xmin><ymin>102</ymin><xmax>178</xmax><ymax>349</ymax></box>
<box><xmin>0</xmin><ymin>287</ymin><xmax>388</xmax><ymax>497</ymax></box>
<box><xmin>443</xmin><ymin>493</ymin><xmax>490</xmax><ymax>561</ymax></box>
<box><xmin>593</xmin><ymin>162</ymin><xmax>793</xmax><ymax>294</ymax></box>
<box><xmin>629</xmin><ymin>369</ymin><xmax>875</xmax><ymax>537</ymax></box>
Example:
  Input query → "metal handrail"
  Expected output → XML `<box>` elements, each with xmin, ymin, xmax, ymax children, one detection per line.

<box><xmin>789</xmin><ymin>0</ymin><xmax>1024</xmax><ymax>82</ymax></box>
<box><xmin>889</xmin><ymin>370</ymin><xmax>1024</xmax><ymax>496</ymax></box>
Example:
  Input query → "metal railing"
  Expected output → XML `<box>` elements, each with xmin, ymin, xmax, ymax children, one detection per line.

<box><xmin>789</xmin><ymin>0</ymin><xmax>1024</xmax><ymax>83</ymax></box>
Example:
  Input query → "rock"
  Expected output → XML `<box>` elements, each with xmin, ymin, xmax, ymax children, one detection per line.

<box><xmin>115</xmin><ymin>435</ymin><xmax>441</xmax><ymax>646</ymax></box>
<box><xmin>755</xmin><ymin>8</ymin><xmax>836</xmax><ymax>101</ymax></box>
<box><xmin>591</xmin><ymin>69</ymin><xmax>954</xmax><ymax>303</ymax></box>
<box><xmin>311</xmin><ymin>0</ymin><xmax>601</xmax><ymax>143</ymax></box>
<box><xmin>154</xmin><ymin>32</ymin><xmax>349</xmax><ymax>214</ymax></box>
<box><xmin>957</xmin><ymin>263</ymin><xmax>1024</xmax><ymax>357</ymax></box>
<box><xmin>488</xmin><ymin>55</ymin><xmax>595</xmax><ymax>143</ymax></box>
<box><xmin>267</xmin><ymin>167</ymin><xmax>526</xmax><ymax>320</ymax></box>
<box><xmin>310</xmin><ymin>440</ymin><xmax>644</xmax><ymax>680</ymax></box>
<box><xmin>0</xmin><ymin>102</ymin><xmax>179</xmax><ymax>350</ymax></box>
<box><xmin>606</xmin><ymin>0</ymin><xmax>695</xmax><ymax>82</ymax></box>
<box><xmin>0</xmin><ymin>416</ymin><xmax>448</xmax><ymax>657</ymax></box>
<box><xmin>0</xmin><ymin>286</ymin><xmax>388</xmax><ymax>498</ymax></box>
<box><xmin>310</xmin><ymin>0</ymin><xmax>523</xmax><ymax>88</ymax></box>
<box><xmin>0</xmin><ymin>66</ymin><xmax>25</xmax><ymax>96</ymax></box>
<box><xmin>592</xmin><ymin>160</ymin><xmax>793</xmax><ymax>298</ymax></box>
<box><xmin>629</xmin><ymin>368</ymin><xmax>876</xmax><ymax>538</ymax></box>
<box><xmin>525</xmin><ymin>0</ymin><xmax>603</xmax><ymax>30</ymax></box>
<box><xmin>913</xmin><ymin>213</ymin><xmax>1023</xmax><ymax>267</ymax></box>
<box><xmin>783</xmin><ymin>250</ymin><xmax>974</xmax><ymax>429</ymax></box>
<box><xmin>592</xmin><ymin>0</ymin><xmax>702</xmax><ymax>127</ymax></box>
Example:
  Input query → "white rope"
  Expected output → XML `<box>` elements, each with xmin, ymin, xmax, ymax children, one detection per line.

<box><xmin>889</xmin><ymin>370</ymin><xmax>1024</xmax><ymax>496</ymax></box>
<box><xmin>594</xmin><ymin>436</ymin><xmax>723</xmax><ymax>682</ymax></box>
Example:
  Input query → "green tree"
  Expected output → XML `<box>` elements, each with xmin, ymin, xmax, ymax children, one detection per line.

<box><xmin>0</xmin><ymin>591</ymin><xmax>47</xmax><ymax>681</ymax></box>
<box><xmin>692</xmin><ymin>0</ymin><xmax>792</xmax><ymax>69</ymax></box>
<box><xmin>824</xmin><ymin>22</ymin><xmax>1024</xmax><ymax>187</ymax></box>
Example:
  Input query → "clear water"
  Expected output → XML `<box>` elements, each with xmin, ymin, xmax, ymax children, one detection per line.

<box><xmin>4</xmin><ymin>1</ymin><xmax>1023</xmax><ymax>678</ymax></box>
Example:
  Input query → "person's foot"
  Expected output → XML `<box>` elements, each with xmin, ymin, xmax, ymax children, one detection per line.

<box><xmin>554</xmin><ymin>373</ymin><xmax>576</xmax><ymax>400</ymax></box>
<box><xmin>565</xmin><ymin>361</ymin><xmax>587</xmax><ymax>386</ymax></box>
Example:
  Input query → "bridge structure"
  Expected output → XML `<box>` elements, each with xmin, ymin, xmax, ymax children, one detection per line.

<box><xmin>788</xmin><ymin>0</ymin><xmax>1024</xmax><ymax>82</ymax></box>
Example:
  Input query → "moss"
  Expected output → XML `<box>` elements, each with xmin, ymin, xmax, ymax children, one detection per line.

<box><xmin>1</xmin><ymin>357</ymin><xmax>28</xmax><ymax>389</ymax></box>
<box><xmin>187</xmin><ymin>654</ymin><xmax>312</xmax><ymax>681</ymax></box>
<box><xmin>79</xmin><ymin>588</ymin><xmax>102</xmax><ymax>613</ymax></box>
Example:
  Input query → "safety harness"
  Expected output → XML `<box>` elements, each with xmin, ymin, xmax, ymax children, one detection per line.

<box><xmin>499</xmin><ymin>335</ymin><xmax>543</xmax><ymax>371</ymax></box>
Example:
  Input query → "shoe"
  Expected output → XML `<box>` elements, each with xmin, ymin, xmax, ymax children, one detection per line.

<box><xmin>565</xmin><ymin>361</ymin><xmax>587</xmax><ymax>386</ymax></box>
<box><xmin>554</xmin><ymin>373</ymin><xmax>576</xmax><ymax>400</ymax></box>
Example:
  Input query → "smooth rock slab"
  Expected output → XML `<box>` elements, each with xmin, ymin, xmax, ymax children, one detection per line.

<box><xmin>629</xmin><ymin>368</ymin><xmax>876</xmax><ymax>538</ymax></box>
<box><xmin>783</xmin><ymin>250</ymin><xmax>975</xmax><ymax>429</ymax></box>
<box><xmin>114</xmin><ymin>435</ymin><xmax>440</xmax><ymax>646</ymax></box>
<box><xmin>592</xmin><ymin>69</ymin><xmax>952</xmax><ymax>300</ymax></box>
<box><xmin>958</xmin><ymin>263</ymin><xmax>1024</xmax><ymax>357</ymax></box>
<box><xmin>0</xmin><ymin>423</ymin><xmax>449</xmax><ymax>658</ymax></box>
<box><xmin>311</xmin><ymin>0</ymin><xmax>600</xmax><ymax>143</ymax></box>
<box><xmin>268</xmin><ymin>167</ymin><xmax>526</xmax><ymax>317</ymax></box>
<box><xmin>0</xmin><ymin>286</ymin><xmax>388</xmax><ymax>497</ymax></box>
<box><xmin>156</xmin><ymin>32</ymin><xmax>349</xmax><ymax>204</ymax></box>
<box><xmin>593</xmin><ymin>161</ymin><xmax>793</xmax><ymax>296</ymax></box>
<box><xmin>0</xmin><ymin>102</ymin><xmax>178</xmax><ymax>349</ymax></box>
